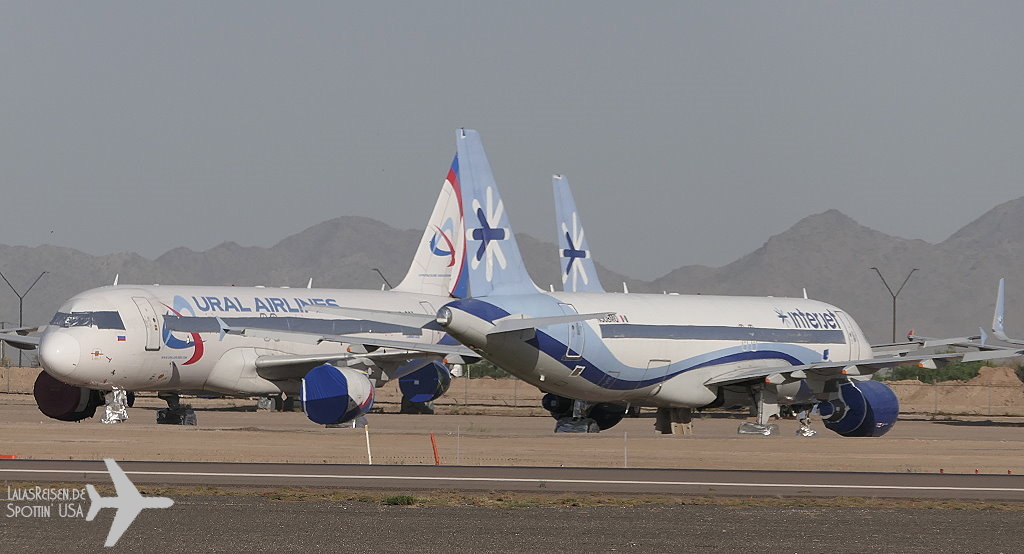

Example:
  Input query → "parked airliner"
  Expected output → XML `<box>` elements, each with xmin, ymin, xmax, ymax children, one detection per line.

<box><xmin>0</xmin><ymin>160</ymin><xmax>474</xmax><ymax>426</ymax></box>
<box><xmin>314</xmin><ymin>129</ymin><xmax>1020</xmax><ymax>436</ymax></box>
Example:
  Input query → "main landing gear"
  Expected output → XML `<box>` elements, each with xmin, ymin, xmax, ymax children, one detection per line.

<box><xmin>654</xmin><ymin>407</ymin><xmax>693</xmax><ymax>435</ymax></box>
<box><xmin>157</xmin><ymin>392</ymin><xmax>197</xmax><ymax>425</ymax></box>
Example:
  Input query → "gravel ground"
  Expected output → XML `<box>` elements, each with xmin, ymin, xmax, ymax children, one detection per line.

<box><xmin>2</xmin><ymin>495</ymin><xmax>1022</xmax><ymax>553</ymax></box>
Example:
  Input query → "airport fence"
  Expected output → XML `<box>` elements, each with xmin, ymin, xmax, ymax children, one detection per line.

<box><xmin>886</xmin><ymin>381</ymin><xmax>1024</xmax><ymax>417</ymax></box>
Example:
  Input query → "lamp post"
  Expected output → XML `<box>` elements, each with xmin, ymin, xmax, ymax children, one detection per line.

<box><xmin>870</xmin><ymin>267</ymin><xmax>918</xmax><ymax>343</ymax></box>
<box><xmin>0</xmin><ymin>270</ymin><xmax>48</xmax><ymax>366</ymax></box>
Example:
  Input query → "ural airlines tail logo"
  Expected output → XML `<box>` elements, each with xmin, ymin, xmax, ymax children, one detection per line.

<box><xmin>429</xmin><ymin>220</ymin><xmax>457</xmax><ymax>267</ymax></box>
<box><xmin>561</xmin><ymin>210</ymin><xmax>590</xmax><ymax>291</ymax></box>
<box><xmin>161</xmin><ymin>295</ymin><xmax>204</xmax><ymax>365</ymax></box>
<box><xmin>469</xmin><ymin>186</ymin><xmax>508</xmax><ymax>282</ymax></box>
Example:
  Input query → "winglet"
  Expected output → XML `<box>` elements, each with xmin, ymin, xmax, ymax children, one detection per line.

<box><xmin>113</xmin><ymin>274</ymin><xmax>119</xmax><ymax>286</ymax></box>
<box><xmin>553</xmin><ymin>174</ymin><xmax>604</xmax><ymax>292</ymax></box>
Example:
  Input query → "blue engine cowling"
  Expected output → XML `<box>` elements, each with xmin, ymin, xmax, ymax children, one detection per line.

<box><xmin>817</xmin><ymin>380</ymin><xmax>899</xmax><ymax>437</ymax></box>
<box><xmin>302</xmin><ymin>364</ymin><xmax>375</xmax><ymax>425</ymax></box>
<box><xmin>396</xmin><ymin>360</ymin><xmax>452</xmax><ymax>403</ymax></box>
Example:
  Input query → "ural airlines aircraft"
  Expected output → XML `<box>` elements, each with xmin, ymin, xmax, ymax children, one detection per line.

<box><xmin>0</xmin><ymin>160</ymin><xmax>472</xmax><ymax>426</ymax></box>
<box><xmin>327</xmin><ymin>129</ymin><xmax>1019</xmax><ymax>436</ymax></box>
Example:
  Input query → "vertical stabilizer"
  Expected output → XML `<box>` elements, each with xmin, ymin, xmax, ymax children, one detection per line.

<box><xmin>85</xmin><ymin>485</ymin><xmax>101</xmax><ymax>520</ymax></box>
<box><xmin>993</xmin><ymin>278</ymin><xmax>1009</xmax><ymax>340</ymax></box>
<box><xmin>553</xmin><ymin>175</ymin><xmax>604</xmax><ymax>293</ymax></box>
<box><xmin>393</xmin><ymin>156</ymin><xmax>468</xmax><ymax>298</ymax></box>
<box><xmin>456</xmin><ymin>129</ymin><xmax>538</xmax><ymax>297</ymax></box>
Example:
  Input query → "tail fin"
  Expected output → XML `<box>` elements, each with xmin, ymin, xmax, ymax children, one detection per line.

<box><xmin>393</xmin><ymin>155</ymin><xmax>469</xmax><ymax>298</ymax></box>
<box><xmin>85</xmin><ymin>484</ymin><xmax>101</xmax><ymax>520</ymax></box>
<box><xmin>993</xmin><ymin>278</ymin><xmax>1009</xmax><ymax>341</ymax></box>
<box><xmin>553</xmin><ymin>175</ymin><xmax>604</xmax><ymax>293</ymax></box>
<box><xmin>456</xmin><ymin>129</ymin><xmax>538</xmax><ymax>296</ymax></box>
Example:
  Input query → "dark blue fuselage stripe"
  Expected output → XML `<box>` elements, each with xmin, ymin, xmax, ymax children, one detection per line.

<box><xmin>530</xmin><ymin>331</ymin><xmax>805</xmax><ymax>390</ymax></box>
<box><xmin>600</xmin><ymin>324</ymin><xmax>845</xmax><ymax>344</ymax></box>
<box><xmin>164</xmin><ymin>316</ymin><xmax>423</xmax><ymax>336</ymax></box>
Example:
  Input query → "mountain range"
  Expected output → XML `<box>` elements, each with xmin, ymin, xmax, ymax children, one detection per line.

<box><xmin>3</xmin><ymin>197</ymin><xmax>1024</xmax><ymax>353</ymax></box>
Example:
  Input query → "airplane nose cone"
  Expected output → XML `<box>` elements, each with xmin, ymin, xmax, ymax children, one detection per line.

<box><xmin>39</xmin><ymin>331</ymin><xmax>82</xmax><ymax>380</ymax></box>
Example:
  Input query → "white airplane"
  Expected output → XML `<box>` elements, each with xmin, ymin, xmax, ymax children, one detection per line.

<box><xmin>0</xmin><ymin>158</ymin><xmax>474</xmax><ymax>426</ymax></box>
<box><xmin>86</xmin><ymin>458</ymin><xmax>174</xmax><ymax>547</ymax></box>
<box><xmin>317</xmin><ymin>129</ymin><xmax>1022</xmax><ymax>436</ymax></box>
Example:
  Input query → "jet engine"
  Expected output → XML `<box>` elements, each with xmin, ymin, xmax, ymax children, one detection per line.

<box><xmin>817</xmin><ymin>379</ymin><xmax>899</xmax><ymax>437</ymax></box>
<box><xmin>301</xmin><ymin>364</ymin><xmax>375</xmax><ymax>425</ymax></box>
<box><xmin>542</xmin><ymin>393</ymin><xmax>628</xmax><ymax>430</ymax></box>
<box><xmin>397</xmin><ymin>360</ymin><xmax>452</xmax><ymax>404</ymax></box>
<box><xmin>588</xmin><ymin>402</ymin><xmax>628</xmax><ymax>430</ymax></box>
<box><xmin>541</xmin><ymin>393</ymin><xmax>573</xmax><ymax>417</ymax></box>
<box><xmin>33</xmin><ymin>370</ymin><xmax>104</xmax><ymax>422</ymax></box>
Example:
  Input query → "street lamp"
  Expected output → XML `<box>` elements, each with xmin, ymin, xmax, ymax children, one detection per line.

<box><xmin>0</xmin><ymin>270</ymin><xmax>48</xmax><ymax>366</ymax></box>
<box><xmin>870</xmin><ymin>267</ymin><xmax>918</xmax><ymax>343</ymax></box>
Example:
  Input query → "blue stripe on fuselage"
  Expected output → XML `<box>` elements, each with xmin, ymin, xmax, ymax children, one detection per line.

<box><xmin>446</xmin><ymin>298</ymin><xmax>823</xmax><ymax>391</ymax></box>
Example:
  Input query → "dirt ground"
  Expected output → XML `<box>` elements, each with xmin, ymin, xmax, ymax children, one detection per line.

<box><xmin>3</xmin><ymin>387</ymin><xmax>1024</xmax><ymax>474</ymax></box>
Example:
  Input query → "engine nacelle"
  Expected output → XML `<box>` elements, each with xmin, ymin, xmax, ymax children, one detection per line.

<box><xmin>817</xmin><ymin>380</ymin><xmax>899</xmax><ymax>437</ymax></box>
<box><xmin>301</xmin><ymin>364</ymin><xmax>375</xmax><ymax>425</ymax></box>
<box><xmin>542</xmin><ymin>393</ymin><xmax>573</xmax><ymax>417</ymax></box>
<box><xmin>33</xmin><ymin>370</ymin><xmax>104</xmax><ymax>422</ymax></box>
<box><xmin>589</xmin><ymin>402</ymin><xmax>628</xmax><ymax>430</ymax></box>
<box><xmin>396</xmin><ymin>360</ymin><xmax>452</xmax><ymax>403</ymax></box>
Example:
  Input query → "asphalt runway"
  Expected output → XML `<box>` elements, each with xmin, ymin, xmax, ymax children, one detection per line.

<box><xmin>3</xmin><ymin>459</ymin><xmax>1024</xmax><ymax>501</ymax></box>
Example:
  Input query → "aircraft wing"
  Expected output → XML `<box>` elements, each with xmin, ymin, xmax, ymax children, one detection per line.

<box><xmin>252</xmin><ymin>350</ymin><xmax>456</xmax><ymax>381</ymax></box>
<box><xmin>704</xmin><ymin>348</ymin><xmax>1024</xmax><ymax>387</ymax></box>
<box><xmin>106</xmin><ymin>504</ymin><xmax>144</xmax><ymax>547</ymax></box>
<box><xmin>0</xmin><ymin>333</ymin><xmax>40</xmax><ymax>348</ymax></box>
<box><xmin>104</xmin><ymin>458</ymin><xmax>141</xmax><ymax>500</ymax></box>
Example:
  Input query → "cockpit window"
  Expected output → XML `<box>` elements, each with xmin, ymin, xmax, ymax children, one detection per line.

<box><xmin>50</xmin><ymin>311</ymin><xmax>126</xmax><ymax>330</ymax></box>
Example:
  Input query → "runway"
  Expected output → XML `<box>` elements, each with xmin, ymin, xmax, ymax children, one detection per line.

<box><xmin>3</xmin><ymin>459</ymin><xmax>1024</xmax><ymax>500</ymax></box>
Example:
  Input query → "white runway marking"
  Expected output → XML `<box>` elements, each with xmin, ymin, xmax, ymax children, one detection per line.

<box><xmin>2</xmin><ymin>467</ymin><xmax>1023</xmax><ymax>493</ymax></box>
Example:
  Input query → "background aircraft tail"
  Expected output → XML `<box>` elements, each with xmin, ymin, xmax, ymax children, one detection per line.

<box><xmin>393</xmin><ymin>156</ymin><xmax>469</xmax><ymax>298</ymax></box>
<box><xmin>553</xmin><ymin>175</ymin><xmax>604</xmax><ymax>293</ymax></box>
<box><xmin>455</xmin><ymin>129</ymin><xmax>538</xmax><ymax>297</ymax></box>
<box><xmin>85</xmin><ymin>484</ymin><xmax>101</xmax><ymax>520</ymax></box>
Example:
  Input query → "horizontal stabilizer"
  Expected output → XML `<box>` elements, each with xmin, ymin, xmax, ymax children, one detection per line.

<box><xmin>489</xmin><ymin>312</ymin><xmax>616</xmax><ymax>335</ymax></box>
<box><xmin>305</xmin><ymin>306</ymin><xmax>440</xmax><ymax>330</ymax></box>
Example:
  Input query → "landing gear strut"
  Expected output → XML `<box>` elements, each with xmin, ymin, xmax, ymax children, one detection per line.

<box><xmin>654</xmin><ymin>407</ymin><xmax>693</xmax><ymax>435</ymax></box>
<box><xmin>554</xmin><ymin>400</ymin><xmax>600</xmax><ymax>433</ymax></box>
<box><xmin>156</xmin><ymin>392</ymin><xmax>197</xmax><ymax>425</ymax></box>
<box><xmin>738</xmin><ymin>388</ymin><xmax>780</xmax><ymax>435</ymax></box>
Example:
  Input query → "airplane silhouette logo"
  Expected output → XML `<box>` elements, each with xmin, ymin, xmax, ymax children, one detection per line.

<box><xmin>86</xmin><ymin>459</ymin><xmax>174</xmax><ymax>547</ymax></box>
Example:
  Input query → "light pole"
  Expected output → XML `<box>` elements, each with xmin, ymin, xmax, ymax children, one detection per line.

<box><xmin>0</xmin><ymin>270</ymin><xmax>48</xmax><ymax>366</ymax></box>
<box><xmin>870</xmin><ymin>267</ymin><xmax>918</xmax><ymax>343</ymax></box>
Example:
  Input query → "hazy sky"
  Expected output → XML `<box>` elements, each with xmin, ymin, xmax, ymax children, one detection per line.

<box><xmin>3</xmin><ymin>2</ymin><xmax>1023</xmax><ymax>279</ymax></box>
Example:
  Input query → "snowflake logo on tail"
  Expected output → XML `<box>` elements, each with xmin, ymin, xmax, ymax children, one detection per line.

<box><xmin>561</xmin><ymin>211</ymin><xmax>590</xmax><ymax>292</ymax></box>
<box><xmin>469</xmin><ymin>186</ymin><xmax>508</xmax><ymax>282</ymax></box>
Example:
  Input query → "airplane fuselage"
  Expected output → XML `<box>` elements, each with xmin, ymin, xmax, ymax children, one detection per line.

<box><xmin>38</xmin><ymin>284</ymin><xmax>450</xmax><ymax>395</ymax></box>
<box><xmin>440</xmin><ymin>291</ymin><xmax>872</xmax><ymax>408</ymax></box>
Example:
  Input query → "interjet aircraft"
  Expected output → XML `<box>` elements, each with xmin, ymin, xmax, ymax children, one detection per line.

<box><xmin>0</xmin><ymin>160</ymin><xmax>474</xmax><ymax>426</ymax></box>
<box><xmin>320</xmin><ymin>129</ymin><xmax>1019</xmax><ymax>436</ymax></box>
